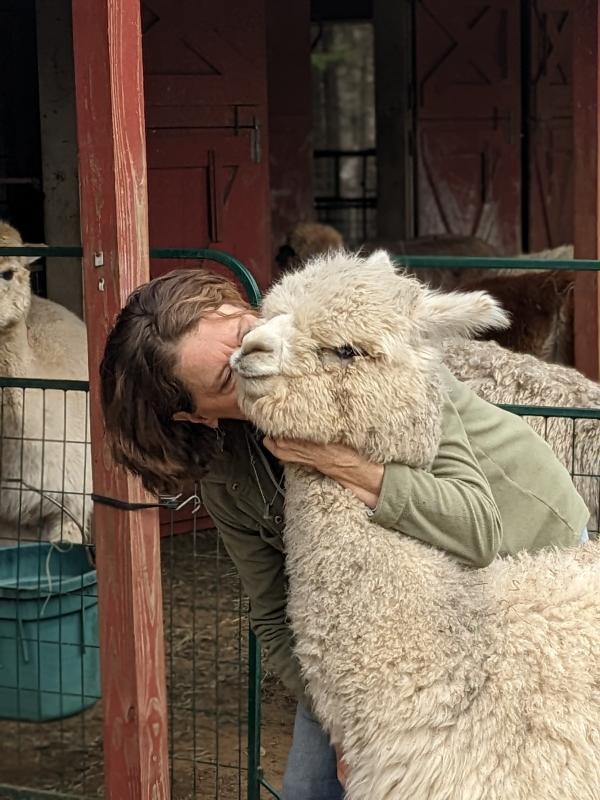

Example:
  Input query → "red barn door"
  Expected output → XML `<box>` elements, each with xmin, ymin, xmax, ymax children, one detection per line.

<box><xmin>141</xmin><ymin>0</ymin><xmax>271</xmax><ymax>288</ymax></box>
<box><xmin>528</xmin><ymin>0</ymin><xmax>573</xmax><ymax>251</ymax></box>
<box><xmin>415</xmin><ymin>1</ymin><xmax>522</xmax><ymax>253</ymax></box>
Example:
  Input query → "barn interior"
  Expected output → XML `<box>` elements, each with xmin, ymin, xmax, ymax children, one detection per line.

<box><xmin>0</xmin><ymin>2</ymin><xmax>576</xmax><ymax>282</ymax></box>
<box><xmin>0</xmin><ymin>2</ymin><xmax>597</xmax><ymax>799</ymax></box>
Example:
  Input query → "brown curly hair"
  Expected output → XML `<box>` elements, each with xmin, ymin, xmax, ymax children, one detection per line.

<box><xmin>100</xmin><ymin>269</ymin><xmax>250</xmax><ymax>494</ymax></box>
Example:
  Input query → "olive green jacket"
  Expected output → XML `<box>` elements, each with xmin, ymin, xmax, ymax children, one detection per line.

<box><xmin>200</xmin><ymin>368</ymin><xmax>590</xmax><ymax>702</ymax></box>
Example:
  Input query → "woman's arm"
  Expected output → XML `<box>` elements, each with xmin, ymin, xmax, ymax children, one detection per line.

<box><xmin>265</xmin><ymin>393</ymin><xmax>502</xmax><ymax>567</ymax></box>
<box><xmin>200</xmin><ymin>482</ymin><xmax>307</xmax><ymax>702</ymax></box>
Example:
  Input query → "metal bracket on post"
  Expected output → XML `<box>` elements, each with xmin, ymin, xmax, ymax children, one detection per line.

<box><xmin>250</xmin><ymin>117</ymin><xmax>261</xmax><ymax>164</ymax></box>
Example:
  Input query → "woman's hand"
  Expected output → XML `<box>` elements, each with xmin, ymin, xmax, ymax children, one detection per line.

<box><xmin>263</xmin><ymin>437</ymin><xmax>384</xmax><ymax>509</ymax></box>
<box><xmin>334</xmin><ymin>745</ymin><xmax>348</xmax><ymax>788</ymax></box>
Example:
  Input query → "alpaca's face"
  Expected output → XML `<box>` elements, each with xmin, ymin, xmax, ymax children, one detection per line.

<box><xmin>0</xmin><ymin>224</ymin><xmax>35</xmax><ymax>331</ymax></box>
<box><xmin>0</xmin><ymin>260</ymin><xmax>31</xmax><ymax>331</ymax></box>
<box><xmin>232</xmin><ymin>250</ymin><xmax>509</xmax><ymax>465</ymax></box>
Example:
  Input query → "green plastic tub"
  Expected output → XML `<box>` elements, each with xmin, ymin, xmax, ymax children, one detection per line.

<box><xmin>0</xmin><ymin>542</ymin><xmax>100</xmax><ymax>721</ymax></box>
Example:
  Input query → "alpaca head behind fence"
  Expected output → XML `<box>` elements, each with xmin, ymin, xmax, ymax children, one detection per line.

<box><xmin>0</xmin><ymin>222</ymin><xmax>39</xmax><ymax>332</ymax></box>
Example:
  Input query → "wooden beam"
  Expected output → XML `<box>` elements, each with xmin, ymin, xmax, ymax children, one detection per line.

<box><xmin>573</xmin><ymin>0</ymin><xmax>600</xmax><ymax>380</ymax></box>
<box><xmin>373</xmin><ymin>0</ymin><xmax>414</xmax><ymax>240</ymax></box>
<box><xmin>267</xmin><ymin>0</ymin><xmax>313</xmax><ymax>253</ymax></box>
<box><xmin>70</xmin><ymin>1</ymin><xmax>170</xmax><ymax>798</ymax></box>
<box><xmin>311</xmin><ymin>0</ymin><xmax>372</xmax><ymax>22</ymax></box>
<box><xmin>36</xmin><ymin>0</ymin><xmax>82</xmax><ymax>317</ymax></box>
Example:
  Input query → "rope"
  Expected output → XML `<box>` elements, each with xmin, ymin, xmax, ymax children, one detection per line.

<box><xmin>1</xmin><ymin>478</ymin><xmax>87</xmax><ymax>539</ymax></box>
<box><xmin>40</xmin><ymin>538</ymin><xmax>74</xmax><ymax>617</ymax></box>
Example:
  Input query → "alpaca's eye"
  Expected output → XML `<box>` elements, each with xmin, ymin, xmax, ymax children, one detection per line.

<box><xmin>0</xmin><ymin>269</ymin><xmax>14</xmax><ymax>281</ymax></box>
<box><xmin>334</xmin><ymin>344</ymin><xmax>361</xmax><ymax>360</ymax></box>
<box><xmin>320</xmin><ymin>344</ymin><xmax>364</xmax><ymax>366</ymax></box>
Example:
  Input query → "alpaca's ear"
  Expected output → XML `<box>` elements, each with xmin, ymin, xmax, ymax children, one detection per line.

<box><xmin>419</xmin><ymin>289</ymin><xmax>510</xmax><ymax>340</ymax></box>
<box><xmin>364</xmin><ymin>249</ymin><xmax>396</xmax><ymax>274</ymax></box>
<box><xmin>21</xmin><ymin>243</ymin><xmax>47</xmax><ymax>269</ymax></box>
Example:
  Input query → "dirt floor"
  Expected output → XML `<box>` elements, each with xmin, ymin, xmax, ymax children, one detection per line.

<box><xmin>0</xmin><ymin>531</ymin><xmax>295</xmax><ymax>799</ymax></box>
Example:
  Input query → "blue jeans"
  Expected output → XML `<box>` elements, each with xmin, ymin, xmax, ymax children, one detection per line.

<box><xmin>282</xmin><ymin>704</ymin><xmax>344</xmax><ymax>800</ymax></box>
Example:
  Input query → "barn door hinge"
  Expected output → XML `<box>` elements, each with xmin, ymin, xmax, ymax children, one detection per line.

<box><xmin>207</xmin><ymin>149</ymin><xmax>222</xmax><ymax>243</ymax></box>
<box><xmin>250</xmin><ymin>117</ymin><xmax>261</xmax><ymax>164</ymax></box>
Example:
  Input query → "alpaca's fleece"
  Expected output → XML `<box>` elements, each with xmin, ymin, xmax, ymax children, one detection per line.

<box><xmin>233</xmin><ymin>249</ymin><xmax>600</xmax><ymax>800</ymax></box>
<box><xmin>445</xmin><ymin>338</ymin><xmax>599</xmax><ymax>531</ymax></box>
<box><xmin>0</xmin><ymin>222</ymin><xmax>91</xmax><ymax>544</ymax></box>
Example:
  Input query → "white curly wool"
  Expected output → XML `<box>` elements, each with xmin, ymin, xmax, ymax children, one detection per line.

<box><xmin>234</xmin><ymin>249</ymin><xmax>600</xmax><ymax>800</ymax></box>
<box><xmin>0</xmin><ymin>222</ymin><xmax>91</xmax><ymax>544</ymax></box>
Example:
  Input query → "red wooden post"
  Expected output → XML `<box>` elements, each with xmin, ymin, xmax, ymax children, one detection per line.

<box><xmin>573</xmin><ymin>0</ymin><xmax>600</xmax><ymax>381</ymax></box>
<box><xmin>71</xmin><ymin>1</ymin><xmax>170</xmax><ymax>798</ymax></box>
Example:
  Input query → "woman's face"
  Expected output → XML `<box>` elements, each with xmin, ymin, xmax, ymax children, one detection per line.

<box><xmin>173</xmin><ymin>303</ymin><xmax>258</xmax><ymax>427</ymax></box>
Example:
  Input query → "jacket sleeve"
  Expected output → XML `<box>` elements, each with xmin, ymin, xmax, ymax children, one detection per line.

<box><xmin>369</xmin><ymin>393</ymin><xmax>503</xmax><ymax>567</ymax></box>
<box><xmin>200</xmin><ymin>482</ymin><xmax>307</xmax><ymax>703</ymax></box>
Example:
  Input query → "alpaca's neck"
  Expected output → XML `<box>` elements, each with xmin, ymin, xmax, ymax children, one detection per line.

<box><xmin>282</xmin><ymin>464</ymin><xmax>487</xmax><ymax>729</ymax></box>
<box><xmin>0</xmin><ymin>318</ymin><xmax>30</xmax><ymax>378</ymax></box>
<box><xmin>282</xmin><ymin>464</ymin><xmax>479</xmax><ymax>633</ymax></box>
<box><xmin>282</xmin><ymin>464</ymin><xmax>372</xmax><ymax>549</ymax></box>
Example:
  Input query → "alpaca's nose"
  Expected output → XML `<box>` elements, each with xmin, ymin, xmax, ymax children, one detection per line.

<box><xmin>238</xmin><ymin>328</ymin><xmax>277</xmax><ymax>358</ymax></box>
<box><xmin>230</xmin><ymin>325</ymin><xmax>282</xmax><ymax>377</ymax></box>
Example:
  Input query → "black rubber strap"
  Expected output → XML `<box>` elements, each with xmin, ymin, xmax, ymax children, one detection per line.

<box><xmin>91</xmin><ymin>493</ymin><xmax>163</xmax><ymax>511</ymax></box>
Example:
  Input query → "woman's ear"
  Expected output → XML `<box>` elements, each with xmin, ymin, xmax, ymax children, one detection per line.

<box><xmin>173</xmin><ymin>410</ymin><xmax>218</xmax><ymax>427</ymax></box>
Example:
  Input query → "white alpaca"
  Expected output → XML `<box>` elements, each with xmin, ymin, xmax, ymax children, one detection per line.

<box><xmin>0</xmin><ymin>222</ymin><xmax>91</xmax><ymax>544</ymax></box>
<box><xmin>445</xmin><ymin>338</ymin><xmax>600</xmax><ymax>532</ymax></box>
<box><xmin>232</xmin><ymin>250</ymin><xmax>600</xmax><ymax>800</ymax></box>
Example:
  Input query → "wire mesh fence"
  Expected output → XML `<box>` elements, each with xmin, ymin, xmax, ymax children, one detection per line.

<box><xmin>0</xmin><ymin>246</ymin><xmax>265</xmax><ymax>799</ymax></box>
<box><xmin>0</xmin><ymin>379</ymin><xmax>91</xmax><ymax>546</ymax></box>
<box><xmin>0</xmin><ymin>245</ymin><xmax>598</xmax><ymax>799</ymax></box>
<box><xmin>0</xmin><ymin>377</ymin><xmax>101</xmax><ymax>799</ymax></box>
<box><xmin>160</xmin><ymin>517</ymin><xmax>296</xmax><ymax>800</ymax></box>
<box><xmin>162</xmin><ymin>509</ymin><xmax>249</xmax><ymax>799</ymax></box>
<box><xmin>0</xmin><ymin>378</ymin><xmax>270</xmax><ymax>800</ymax></box>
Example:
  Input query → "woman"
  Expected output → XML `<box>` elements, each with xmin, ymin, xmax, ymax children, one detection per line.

<box><xmin>101</xmin><ymin>268</ymin><xmax>589</xmax><ymax>800</ymax></box>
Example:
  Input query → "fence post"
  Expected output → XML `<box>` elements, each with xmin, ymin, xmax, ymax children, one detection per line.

<box><xmin>374</xmin><ymin>0</ymin><xmax>415</xmax><ymax>240</ymax></box>
<box><xmin>71</xmin><ymin>1</ymin><xmax>170</xmax><ymax>797</ymax></box>
<box><xmin>248</xmin><ymin>631</ymin><xmax>263</xmax><ymax>800</ymax></box>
